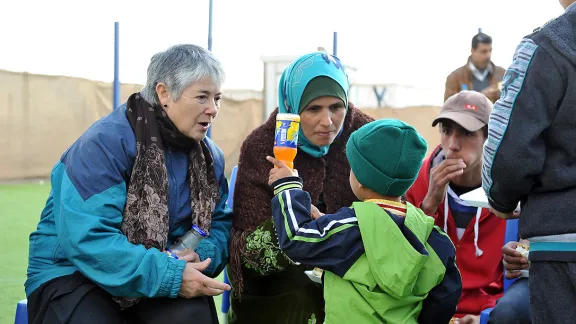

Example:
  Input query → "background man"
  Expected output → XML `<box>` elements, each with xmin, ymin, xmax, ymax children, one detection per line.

<box><xmin>444</xmin><ymin>33</ymin><xmax>506</xmax><ymax>103</ymax></box>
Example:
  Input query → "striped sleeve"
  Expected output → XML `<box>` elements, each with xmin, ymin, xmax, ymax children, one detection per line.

<box><xmin>482</xmin><ymin>37</ymin><xmax>562</xmax><ymax>213</ymax></box>
<box><xmin>270</xmin><ymin>177</ymin><xmax>365</xmax><ymax>277</ymax></box>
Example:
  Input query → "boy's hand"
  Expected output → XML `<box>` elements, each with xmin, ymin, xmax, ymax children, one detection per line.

<box><xmin>490</xmin><ymin>208</ymin><xmax>520</xmax><ymax>220</ymax></box>
<box><xmin>310</xmin><ymin>205</ymin><xmax>325</xmax><ymax>220</ymax></box>
<box><xmin>502</xmin><ymin>240</ymin><xmax>530</xmax><ymax>279</ymax></box>
<box><xmin>266</xmin><ymin>156</ymin><xmax>299</xmax><ymax>185</ymax></box>
<box><xmin>454</xmin><ymin>315</ymin><xmax>480</xmax><ymax>324</ymax></box>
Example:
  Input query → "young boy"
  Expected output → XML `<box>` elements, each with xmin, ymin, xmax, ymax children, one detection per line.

<box><xmin>266</xmin><ymin>119</ymin><xmax>462</xmax><ymax>323</ymax></box>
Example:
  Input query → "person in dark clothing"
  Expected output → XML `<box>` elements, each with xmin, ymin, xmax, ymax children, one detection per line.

<box><xmin>482</xmin><ymin>1</ymin><xmax>576</xmax><ymax>323</ymax></box>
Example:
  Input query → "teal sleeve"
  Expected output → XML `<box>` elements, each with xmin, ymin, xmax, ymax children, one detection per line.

<box><xmin>55</xmin><ymin>171</ymin><xmax>186</xmax><ymax>298</ymax></box>
<box><xmin>195</xmin><ymin>175</ymin><xmax>232</xmax><ymax>277</ymax></box>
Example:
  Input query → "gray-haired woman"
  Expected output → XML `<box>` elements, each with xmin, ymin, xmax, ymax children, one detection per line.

<box><xmin>25</xmin><ymin>44</ymin><xmax>232</xmax><ymax>324</ymax></box>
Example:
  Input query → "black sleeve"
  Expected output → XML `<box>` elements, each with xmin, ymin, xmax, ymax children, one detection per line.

<box><xmin>418</xmin><ymin>228</ymin><xmax>462</xmax><ymax>324</ymax></box>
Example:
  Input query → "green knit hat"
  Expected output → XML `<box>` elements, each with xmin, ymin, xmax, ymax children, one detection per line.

<box><xmin>298</xmin><ymin>76</ymin><xmax>347</xmax><ymax>113</ymax></box>
<box><xmin>346</xmin><ymin>119</ymin><xmax>428</xmax><ymax>197</ymax></box>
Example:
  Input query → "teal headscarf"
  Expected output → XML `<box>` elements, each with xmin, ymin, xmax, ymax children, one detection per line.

<box><xmin>278</xmin><ymin>52</ymin><xmax>350</xmax><ymax>157</ymax></box>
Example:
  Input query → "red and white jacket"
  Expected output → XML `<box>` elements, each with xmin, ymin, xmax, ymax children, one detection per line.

<box><xmin>406</xmin><ymin>145</ymin><xmax>506</xmax><ymax>317</ymax></box>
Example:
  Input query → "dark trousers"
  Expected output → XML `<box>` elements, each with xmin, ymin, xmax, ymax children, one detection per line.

<box><xmin>529</xmin><ymin>261</ymin><xmax>576</xmax><ymax>324</ymax></box>
<box><xmin>27</xmin><ymin>272</ymin><xmax>218</xmax><ymax>324</ymax></box>
<box><xmin>488</xmin><ymin>278</ymin><xmax>531</xmax><ymax>324</ymax></box>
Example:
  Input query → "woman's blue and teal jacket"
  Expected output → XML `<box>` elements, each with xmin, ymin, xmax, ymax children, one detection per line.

<box><xmin>25</xmin><ymin>103</ymin><xmax>232</xmax><ymax>298</ymax></box>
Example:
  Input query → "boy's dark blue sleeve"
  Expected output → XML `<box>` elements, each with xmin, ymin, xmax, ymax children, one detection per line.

<box><xmin>270</xmin><ymin>177</ymin><xmax>364</xmax><ymax>277</ymax></box>
<box><xmin>418</xmin><ymin>227</ymin><xmax>462</xmax><ymax>324</ymax></box>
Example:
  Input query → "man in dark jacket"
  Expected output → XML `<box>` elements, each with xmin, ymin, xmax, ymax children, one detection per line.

<box><xmin>444</xmin><ymin>33</ymin><xmax>506</xmax><ymax>103</ymax></box>
<box><xmin>482</xmin><ymin>1</ymin><xmax>576</xmax><ymax>323</ymax></box>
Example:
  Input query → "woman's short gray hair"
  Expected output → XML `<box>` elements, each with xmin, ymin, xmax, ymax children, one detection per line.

<box><xmin>141</xmin><ymin>44</ymin><xmax>225</xmax><ymax>105</ymax></box>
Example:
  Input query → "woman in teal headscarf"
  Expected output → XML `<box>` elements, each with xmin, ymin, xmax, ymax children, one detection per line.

<box><xmin>228</xmin><ymin>52</ymin><xmax>373</xmax><ymax>323</ymax></box>
<box><xmin>278</xmin><ymin>52</ymin><xmax>351</xmax><ymax>157</ymax></box>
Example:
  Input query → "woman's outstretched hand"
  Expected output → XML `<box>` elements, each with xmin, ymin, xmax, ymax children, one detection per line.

<box><xmin>178</xmin><ymin>258</ymin><xmax>231</xmax><ymax>298</ymax></box>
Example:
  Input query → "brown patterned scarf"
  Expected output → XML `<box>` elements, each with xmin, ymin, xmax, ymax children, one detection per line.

<box><xmin>113</xmin><ymin>93</ymin><xmax>221</xmax><ymax>308</ymax></box>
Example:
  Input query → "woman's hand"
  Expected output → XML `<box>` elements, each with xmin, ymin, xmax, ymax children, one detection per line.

<box><xmin>164</xmin><ymin>250</ymin><xmax>201</xmax><ymax>263</ymax></box>
<box><xmin>266</xmin><ymin>156</ymin><xmax>298</xmax><ymax>185</ymax></box>
<box><xmin>178</xmin><ymin>258</ymin><xmax>231</xmax><ymax>298</ymax></box>
<box><xmin>181</xmin><ymin>251</ymin><xmax>201</xmax><ymax>263</ymax></box>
